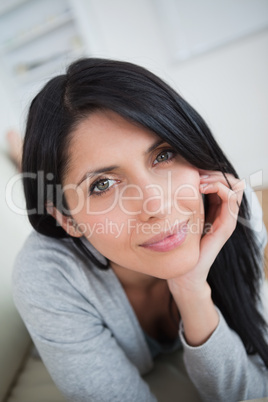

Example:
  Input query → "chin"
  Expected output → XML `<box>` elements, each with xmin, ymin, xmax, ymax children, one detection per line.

<box><xmin>153</xmin><ymin>248</ymin><xmax>201</xmax><ymax>280</ymax></box>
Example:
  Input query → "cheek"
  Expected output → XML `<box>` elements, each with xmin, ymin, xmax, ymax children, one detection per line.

<box><xmin>73</xmin><ymin>203</ymin><xmax>130</xmax><ymax>253</ymax></box>
<box><xmin>63</xmin><ymin>187</ymin><xmax>87</xmax><ymax>216</ymax></box>
<box><xmin>172</xmin><ymin>170</ymin><xmax>203</xmax><ymax>215</ymax></box>
<box><xmin>82</xmin><ymin>220</ymin><xmax>134</xmax><ymax>268</ymax></box>
<box><xmin>65</xmin><ymin>187</ymin><xmax>120</xmax><ymax>217</ymax></box>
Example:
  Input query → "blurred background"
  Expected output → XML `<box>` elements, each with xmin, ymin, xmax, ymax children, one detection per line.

<box><xmin>0</xmin><ymin>2</ymin><xmax>268</xmax><ymax>399</ymax></box>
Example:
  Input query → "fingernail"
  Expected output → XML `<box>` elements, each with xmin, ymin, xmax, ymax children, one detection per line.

<box><xmin>200</xmin><ymin>174</ymin><xmax>209</xmax><ymax>178</ymax></box>
<box><xmin>200</xmin><ymin>183</ymin><xmax>209</xmax><ymax>188</ymax></box>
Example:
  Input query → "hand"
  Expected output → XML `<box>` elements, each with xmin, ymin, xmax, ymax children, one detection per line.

<box><xmin>167</xmin><ymin>171</ymin><xmax>245</xmax><ymax>346</ymax></box>
<box><xmin>168</xmin><ymin>170</ymin><xmax>245</xmax><ymax>295</ymax></box>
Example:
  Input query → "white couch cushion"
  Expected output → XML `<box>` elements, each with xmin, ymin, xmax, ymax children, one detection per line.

<box><xmin>0</xmin><ymin>153</ymin><xmax>31</xmax><ymax>401</ymax></box>
<box><xmin>7</xmin><ymin>348</ymin><xmax>201</xmax><ymax>402</ymax></box>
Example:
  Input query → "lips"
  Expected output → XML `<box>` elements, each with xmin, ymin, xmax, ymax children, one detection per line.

<box><xmin>139</xmin><ymin>220</ymin><xmax>189</xmax><ymax>252</ymax></box>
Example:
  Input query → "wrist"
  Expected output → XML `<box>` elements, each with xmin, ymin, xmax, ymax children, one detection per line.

<box><xmin>170</xmin><ymin>282</ymin><xmax>219</xmax><ymax>347</ymax></box>
<box><xmin>169</xmin><ymin>280</ymin><xmax>212</xmax><ymax>306</ymax></box>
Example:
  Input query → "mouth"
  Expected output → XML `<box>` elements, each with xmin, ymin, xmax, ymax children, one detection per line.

<box><xmin>139</xmin><ymin>220</ymin><xmax>189</xmax><ymax>252</ymax></box>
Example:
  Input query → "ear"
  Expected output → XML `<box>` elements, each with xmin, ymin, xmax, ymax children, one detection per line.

<box><xmin>46</xmin><ymin>204</ymin><xmax>83</xmax><ymax>238</ymax></box>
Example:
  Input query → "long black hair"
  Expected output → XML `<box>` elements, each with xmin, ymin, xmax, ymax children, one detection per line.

<box><xmin>22</xmin><ymin>58</ymin><xmax>268</xmax><ymax>366</ymax></box>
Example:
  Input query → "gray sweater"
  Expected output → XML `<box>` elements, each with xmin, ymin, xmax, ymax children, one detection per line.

<box><xmin>12</xmin><ymin>191</ymin><xmax>268</xmax><ymax>402</ymax></box>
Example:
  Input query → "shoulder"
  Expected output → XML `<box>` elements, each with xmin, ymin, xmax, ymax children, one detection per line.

<box><xmin>13</xmin><ymin>231</ymin><xmax>82</xmax><ymax>287</ymax></box>
<box><xmin>14</xmin><ymin>230</ymin><xmax>77</xmax><ymax>263</ymax></box>
<box><xmin>12</xmin><ymin>231</ymin><xmax>110</xmax><ymax>312</ymax></box>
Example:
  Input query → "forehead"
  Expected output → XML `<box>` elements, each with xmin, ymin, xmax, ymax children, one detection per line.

<box><xmin>64</xmin><ymin>110</ymin><xmax>160</xmax><ymax>182</ymax></box>
<box><xmin>69</xmin><ymin>110</ymin><xmax>159</xmax><ymax>158</ymax></box>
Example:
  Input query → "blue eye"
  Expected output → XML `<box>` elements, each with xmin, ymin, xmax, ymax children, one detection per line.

<box><xmin>89</xmin><ymin>178</ymin><xmax>117</xmax><ymax>196</ymax></box>
<box><xmin>154</xmin><ymin>150</ymin><xmax>175</xmax><ymax>165</ymax></box>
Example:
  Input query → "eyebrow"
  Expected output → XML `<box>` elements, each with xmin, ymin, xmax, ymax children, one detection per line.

<box><xmin>76</xmin><ymin>138</ymin><xmax>165</xmax><ymax>187</ymax></box>
<box><xmin>145</xmin><ymin>139</ymin><xmax>165</xmax><ymax>154</ymax></box>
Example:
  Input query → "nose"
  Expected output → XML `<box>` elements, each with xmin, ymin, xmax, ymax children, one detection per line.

<box><xmin>138</xmin><ymin>179</ymin><xmax>170</xmax><ymax>222</ymax></box>
<box><xmin>118</xmin><ymin>174</ymin><xmax>171</xmax><ymax>221</ymax></box>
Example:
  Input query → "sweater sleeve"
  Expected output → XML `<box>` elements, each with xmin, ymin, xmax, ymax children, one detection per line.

<box><xmin>12</xmin><ymin>248</ymin><xmax>156</xmax><ymax>402</ymax></box>
<box><xmin>179</xmin><ymin>308</ymin><xmax>268</xmax><ymax>402</ymax></box>
<box><xmin>178</xmin><ymin>187</ymin><xmax>268</xmax><ymax>402</ymax></box>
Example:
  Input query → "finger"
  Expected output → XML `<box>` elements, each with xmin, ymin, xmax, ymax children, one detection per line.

<box><xmin>199</xmin><ymin>169</ymin><xmax>223</xmax><ymax>176</ymax></box>
<box><xmin>200</xmin><ymin>176</ymin><xmax>245</xmax><ymax>199</ymax></box>
<box><xmin>199</xmin><ymin>169</ymin><xmax>226</xmax><ymax>180</ymax></box>
<box><xmin>200</xmin><ymin>181</ymin><xmax>240</xmax><ymax>209</ymax></box>
<box><xmin>200</xmin><ymin>181</ymin><xmax>240</xmax><ymax>234</ymax></box>
<box><xmin>200</xmin><ymin>174</ymin><xmax>245</xmax><ymax>205</ymax></box>
<box><xmin>200</xmin><ymin>171</ymin><xmax>239</xmax><ymax>186</ymax></box>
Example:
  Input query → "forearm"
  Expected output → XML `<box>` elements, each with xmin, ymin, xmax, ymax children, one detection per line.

<box><xmin>179</xmin><ymin>308</ymin><xmax>268</xmax><ymax>402</ymax></box>
<box><xmin>170</xmin><ymin>282</ymin><xmax>219</xmax><ymax>346</ymax></box>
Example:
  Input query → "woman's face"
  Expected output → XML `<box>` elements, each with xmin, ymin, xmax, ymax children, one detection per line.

<box><xmin>62</xmin><ymin>110</ymin><xmax>205</xmax><ymax>280</ymax></box>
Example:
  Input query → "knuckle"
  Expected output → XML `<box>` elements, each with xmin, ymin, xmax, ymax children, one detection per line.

<box><xmin>228</xmin><ymin>189</ymin><xmax>237</xmax><ymax>201</ymax></box>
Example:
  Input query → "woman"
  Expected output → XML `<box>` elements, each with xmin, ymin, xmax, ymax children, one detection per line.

<box><xmin>13</xmin><ymin>58</ymin><xmax>268</xmax><ymax>401</ymax></box>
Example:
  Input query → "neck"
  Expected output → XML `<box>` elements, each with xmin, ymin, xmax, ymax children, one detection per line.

<box><xmin>110</xmin><ymin>261</ymin><xmax>162</xmax><ymax>291</ymax></box>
